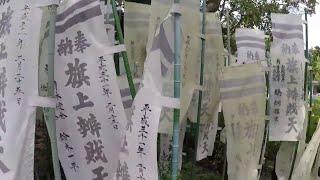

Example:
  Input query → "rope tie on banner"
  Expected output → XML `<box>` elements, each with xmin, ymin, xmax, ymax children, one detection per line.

<box><xmin>170</xmin><ymin>3</ymin><xmax>182</xmax><ymax>15</ymax></box>
<box><xmin>157</xmin><ymin>96</ymin><xmax>180</xmax><ymax>109</ymax></box>
<box><xmin>35</xmin><ymin>0</ymin><xmax>59</xmax><ymax>7</ymax></box>
<box><xmin>199</xmin><ymin>34</ymin><xmax>206</xmax><ymax>40</ymax></box>
<box><xmin>29</xmin><ymin>96</ymin><xmax>56</xmax><ymax>108</ymax></box>
<box><xmin>104</xmin><ymin>44</ymin><xmax>126</xmax><ymax>55</ymax></box>
<box><xmin>265</xmin><ymin>115</ymin><xmax>270</xmax><ymax>121</ymax></box>
<box><xmin>262</xmin><ymin>66</ymin><xmax>272</xmax><ymax>72</ymax></box>
<box><xmin>194</xmin><ymin>85</ymin><xmax>204</xmax><ymax>92</ymax></box>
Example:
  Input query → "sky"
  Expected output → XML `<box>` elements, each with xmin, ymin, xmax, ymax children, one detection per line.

<box><xmin>309</xmin><ymin>4</ymin><xmax>320</xmax><ymax>48</ymax></box>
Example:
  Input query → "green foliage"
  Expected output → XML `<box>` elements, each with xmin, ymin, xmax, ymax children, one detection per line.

<box><xmin>310</xmin><ymin>46</ymin><xmax>320</xmax><ymax>81</ymax></box>
<box><xmin>217</xmin><ymin>0</ymin><xmax>317</xmax><ymax>54</ymax></box>
<box><xmin>307</xmin><ymin>99</ymin><xmax>320</xmax><ymax>140</ymax></box>
<box><xmin>161</xmin><ymin>161</ymin><xmax>222</xmax><ymax>180</ymax></box>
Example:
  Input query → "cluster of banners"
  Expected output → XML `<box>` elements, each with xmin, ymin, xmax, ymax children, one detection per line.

<box><xmin>0</xmin><ymin>0</ymin><xmax>316</xmax><ymax>180</ymax></box>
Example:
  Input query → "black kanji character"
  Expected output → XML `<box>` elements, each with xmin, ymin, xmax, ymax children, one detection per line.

<box><xmin>65</xmin><ymin>58</ymin><xmax>90</xmax><ymax>88</ymax></box>
<box><xmin>0</xmin><ymin>67</ymin><xmax>6</xmax><ymax>98</ymax></box>
<box><xmin>73</xmin><ymin>92</ymin><xmax>94</xmax><ymax>111</ymax></box>
<box><xmin>0</xmin><ymin>43</ymin><xmax>7</xmax><ymax>60</ymax></box>
<box><xmin>285</xmin><ymin>117</ymin><xmax>298</xmax><ymax>133</ymax></box>
<box><xmin>74</xmin><ymin>31</ymin><xmax>90</xmax><ymax>53</ymax></box>
<box><xmin>0</xmin><ymin>7</ymin><xmax>13</xmax><ymax>38</ymax></box>
<box><xmin>286</xmin><ymin>103</ymin><xmax>298</xmax><ymax>115</ymax></box>
<box><xmin>92</xmin><ymin>166</ymin><xmax>108</xmax><ymax>180</ymax></box>
<box><xmin>70</xmin><ymin>162</ymin><xmax>79</xmax><ymax>172</ymax></box>
<box><xmin>59</xmin><ymin>132</ymin><xmax>70</xmax><ymax>142</ymax></box>
<box><xmin>0</xmin><ymin>100</ymin><xmax>6</xmax><ymax>133</ymax></box>
<box><xmin>77</xmin><ymin>113</ymin><xmax>101</xmax><ymax>138</ymax></box>
<box><xmin>57</xmin><ymin>37</ymin><xmax>73</xmax><ymax>56</ymax></box>
<box><xmin>201</xmin><ymin>141</ymin><xmax>209</xmax><ymax>154</ymax></box>
<box><xmin>286</xmin><ymin>58</ymin><xmax>298</xmax><ymax>73</ymax></box>
<box><xmin>287</xmin><ymin>88</ymin><xmax>299</xmax><ymax>101</ymax></box>
<box><xmin>84</xmin><ymin>139</ymin><xmax>108</xmax><ymax>164</ymax></box>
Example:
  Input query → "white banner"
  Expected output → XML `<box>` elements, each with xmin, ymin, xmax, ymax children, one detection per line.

<box><xmin>234</xmin><ymin>28</ymin><xmax>265</xmax><ymax>65</ymax></box>
<box><xmin>196</xmin><ymin>107</ymin><xmax>219</xmax><ymax>161</ymax></box>
<box><xmin>187</xmin><ymin>13</ymin><xmax>224</xmax><ymax>161</ymax></box>
<box><xmin>158</xmin><ymin>121</ymin><xmax>186</xmax><ymax>176</ymax></box>
<box><xmin>55</xmin><ymin>0</ymin><xmax>126</xmax><ymax>179</ymax></box>
<box><xmin>147</xmin><ymin>0</ymin><xmax>200</xmax><ymax>134</ymax></box>
<box><xmin>124</xmin><ymin>2</ymin><xmax>150</xmax><ymax>78</ymax></box>
<box><xmin>115</xmin><ymin>87</ymin><xmax>162</xmax><ymax>180</ymax></box>
<box><xmin>0</xmin><ymin>1</ymin><xmax>42</xmax><ymax>179</ymax></box>
<box><xmin>292</xmin><ymin>123</ymin><xmax>320</xmax><ymax>180</ymax></box>
<box><xmin>115</xmin><ymin>14</ymin><xmax>181</xmax><ymax>180</ymax></box>
<box><xmin>269</xmin><ymin>13</ymin><xmax>306</xmax><ymax>141</ymax></box>
<box><xmin>220</xmin><ymin>63</ymin><xmax>266</xmax><ymax>180</ymax></box>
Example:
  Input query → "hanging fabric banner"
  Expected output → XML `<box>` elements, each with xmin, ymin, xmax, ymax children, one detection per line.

<box><xmin>291</xmin><ymin>123</ymin><xmax>320</xmax><ymax>180</ymax></box>
<box><xmin>114</xmin><ymin>87</ymin><xmax>162</xmax><ymax>180</ymax></box>
<box><xmin>158</xmin><ymin>120</ymin><xmax>186</xmax><ymax>176</ymax></box>
<box><xmin>55</xmin><ymin>0</ymin><xmax>127</xmax><ymax>179</ymax></box>
<box><xmin>233</xmin><ymin>28</ymin><xmax>265</xmax><ymax>66</ymax></box>
<box><xmin>124</xmin><ymin>2</ymin><xmax>150</xmax><ymax>78</ymax></box>
<box><xmin>0</xmin><ymin>1</ymin><xmax>42</xmax><ymax>179</ymax></box>
<box><xmin>100</xmin><ymin>0</ymin><xmax>115</xmax><ymax>46</ymax></box>
<box><xmin>117</xmin><ymin>75</ymin><xmax>141</xmax><ymax>119</ymax></box>
<box><xmin>269</xmin><ymin>13</ymin><xmax>306</xmax><ymax>141</ymax></box>
<box><xmin>187</xmin><ymin>13</ymin><xmax>224</xmax><ymax>161</ymax></box>
<box><xmin>115</xmin><ymin>13</ymin><xmax>181</xmax><ymax>180</ymax></box>
<box><xmin>276</xmin><ymin>105</ymin><xmax>309</xmax><ymax>180</ymax></box>
<box><xmin>220</xmin><ymin>63</ymin><xmax>266</xmax><ymax>180</ymax></box>
<box><xmin>195</xmin><ymin>108</ymin><xmax>219</xmax><ymax>161</ymax></box>
<box><xmin>148</xmin><ymin>0</ymin><xmax>200</xmax><ymax>134</ymax></box>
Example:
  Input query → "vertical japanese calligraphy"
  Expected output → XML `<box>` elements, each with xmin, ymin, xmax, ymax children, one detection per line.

<box><xmin>124</xmin><ymin>2</ymin><xmax>150</xmax><ymax>78</ymax></box>
<box><xmin>0</xmin><ymin>0</ymin><xmax>42</xmax><ymax>179</ymax></box>
<box><xmin>115</xmin><ymin>87</ymin><xmax>162</xmax><ymax>180</ymax></box>
<box><xmin>55</xmin><ymin>0</ymin><xmax>127</xmax><ymax>179</ymax></box>
<box><xmin>190</xmin><ymin>13</ymin><xmax>224</xmax><ymax>161</ymax></box>
<box><xmin>149</xmin><ymin>0</ymin><xmax>200</xmax><ymax>134</ymax></box>
<box><xmin>269</xmin><ymin>13</ymin><xmax>306</xmax><ymax>141</ymax></box>
<box><xmin>220</xmin><ymin>63</ymin><xmax>266</xmax><ymax>180</ymax></box>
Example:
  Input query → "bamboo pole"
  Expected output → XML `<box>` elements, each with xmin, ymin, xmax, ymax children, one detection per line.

<box><xmin>305</xmin><ymin>9</ymin><xmax>313</xmax><ymax>141</ymax></box>
<box><xmin>171</xmin><ymin>0</ymin><xmax>181</xmax><ymax>179</ymax></box>
<box><xmin>191</xmin><ymin>0</ymin><xmax>207</xmax><ymax>179</ymax></box>
<box><xmin>222</xmin><ymin>8</ymin><xmax>231</xmax><ymax>180</ymax></box>
<box><xmin>42</xmin><ymin>5</ymin><xmax>62</xmax><ymax>180</ymax></box>
<box><xmin>110</xmin><ymin>0</ymin><xmax>136</xmax><ymax>98</ymax></box>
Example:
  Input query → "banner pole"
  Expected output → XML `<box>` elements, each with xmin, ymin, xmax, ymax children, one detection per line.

<box><xmin>222</xmin><ymin>8</ymin><xmax>231</xmax><ymax>180</ymax></box>
<box><xmin>43</xmin><ymin>5</ymin><xmax>62</xmax><ymax>180</ymax></box>
<box><xmin>171</xmin><ymin>0</ymin><xmax>181</xmax><ymax>179</ymax></box>
<box><xmin>305</xmin><ymin>9</ymin><xmax>313</xmax><ymax>141</ymax></box>
<box><xmin>191</xmin><ymin>0</ymin><xmax>206</xmax><ymax>179</ymax></box>
<box><xmin>110</xmin><ymin>0</ymin><xmax>136</xmax><ymax>98</ymax></box>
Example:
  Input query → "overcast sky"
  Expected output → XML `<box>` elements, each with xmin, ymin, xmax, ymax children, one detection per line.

<box><xmin>309</xmin><ymin>5</ymin><xmax>320</xmax><ymax>48</ymax></box>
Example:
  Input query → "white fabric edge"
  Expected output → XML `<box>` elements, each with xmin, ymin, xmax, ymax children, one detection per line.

<box><xmin>104</xmin><ymin>44</ymin><xmax>126</xmax><ymax>55</ymax></box>
<box><xmin>35</xmin><ymin>0</ymin><xmax>59</xmax><ymax>7</ymax></box>
<box><xmin>158</xmin><ymin>96</ymin><xmax>180</xmax><ymax>109</ymax></box>
<box><xmin>28</xmin><ymin>96</ymin><xmax>56</xmax><ymax>108</ymax></box>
